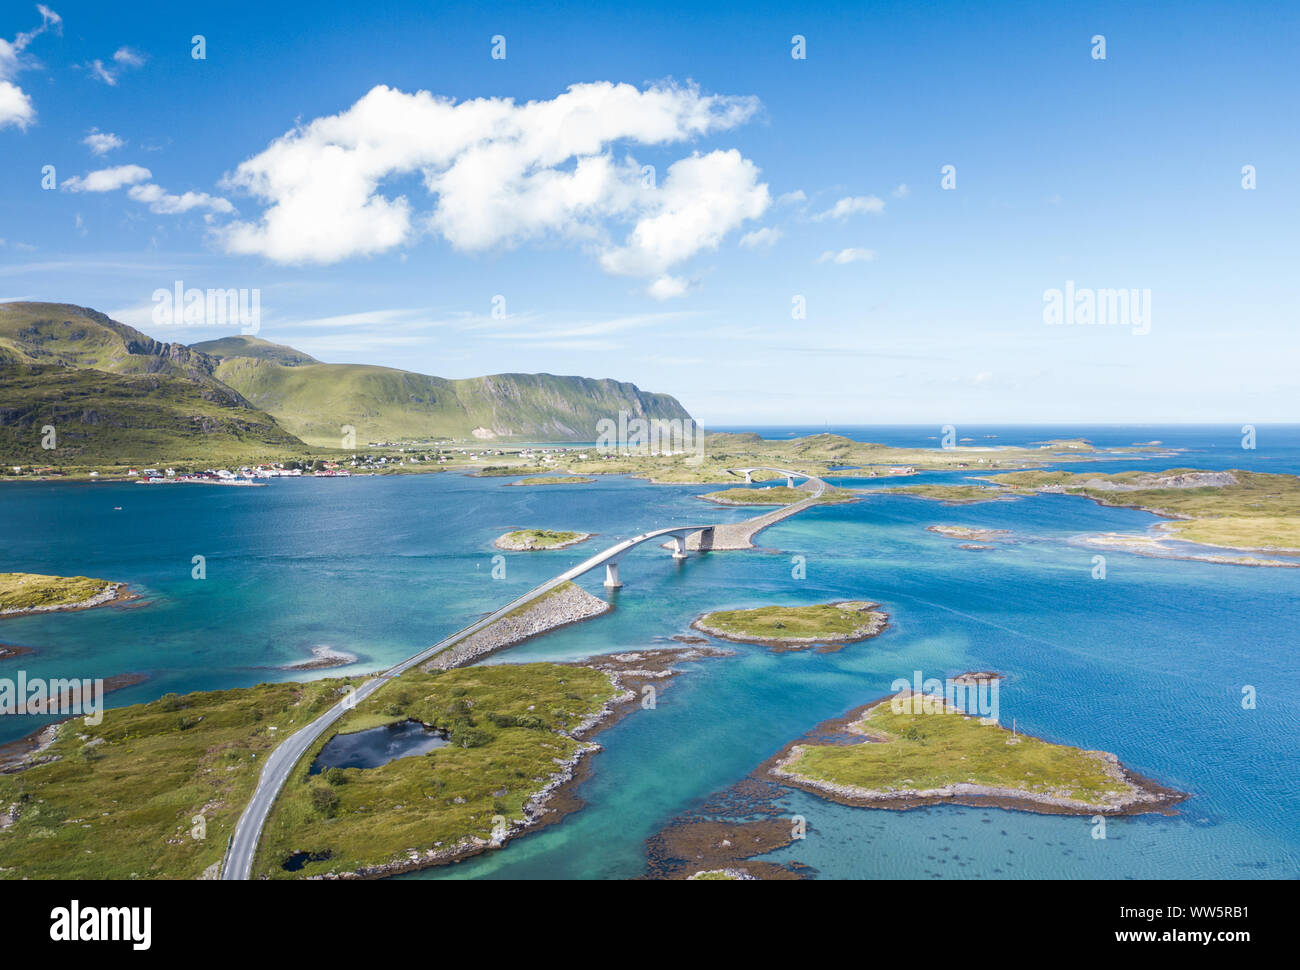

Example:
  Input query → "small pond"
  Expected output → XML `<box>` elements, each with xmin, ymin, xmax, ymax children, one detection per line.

<box><xmin>309</xmin><ymin>719</ymin><xmax>448</xmax><ymax>774</ymax></box>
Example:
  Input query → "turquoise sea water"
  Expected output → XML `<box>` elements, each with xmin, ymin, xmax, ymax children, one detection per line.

<box><xmin>2</xmin><ymin>426</ymin><xmax>1298</xmax><ymax>879</ymax></box>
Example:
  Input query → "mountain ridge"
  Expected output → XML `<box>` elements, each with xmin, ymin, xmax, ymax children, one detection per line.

<box><xmin>0</xmin><ymin>303</ymin><xmax>695</xmax><ymax>458</ymax></box>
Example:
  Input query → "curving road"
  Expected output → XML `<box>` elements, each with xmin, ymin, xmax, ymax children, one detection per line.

<box><xmin>222</xmin><ymin>468</ymin><xmax>825</xmax><ymax>879</ymax></box>
<box><xmin>224</xmin><ymin>523</ymin><xmax>717</xmax><ymax>879</ymax></box>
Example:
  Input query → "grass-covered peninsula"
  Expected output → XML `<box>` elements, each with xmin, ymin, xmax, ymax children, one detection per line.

<box><xmin>0</xmin><ymin>679</ymin><xmax>357</xmax><ymax>879</ymax></box>
<box><xmin>493</xmin><ymin>529</ymin><xmax>592</xmax><ymax>551</ymax></box>
<box><xmin>692</xmin><ymin>601</ymin><xmax>887</xmax><ymax>651</ymax></box>
<box><xmin>0</xmin><ymin>572</ymin><xmax>127</xmax><ymax>617</ymax></box>
<box><xmin>252</xmin><ymin>663</ymin><xmax>621</xmax><ymax>878</ymax></box>
<box><xmin>990</xmin><ymin>468</ymin><xmax>1300</xmax><ymax>552</ymax></box>
<box><xmin>767</xmin><ymin>690</ymin><xmax>1186</xmax><ymax>815</ymax></box>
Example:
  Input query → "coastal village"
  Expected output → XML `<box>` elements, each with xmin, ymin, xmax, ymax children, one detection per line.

<box><xmin>4</xmin><ymin>444</ymin><xmax>601</xmax><ymax>483</ymax></box>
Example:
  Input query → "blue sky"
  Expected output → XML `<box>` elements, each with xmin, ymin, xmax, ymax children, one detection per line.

<box><xmin>1</xmin><ymin>0</ymin><xmax>1296</xmax><ymax>424</ymax></box>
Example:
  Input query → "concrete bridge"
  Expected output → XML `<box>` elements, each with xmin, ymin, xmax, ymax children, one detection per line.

<box><xmin>731</xmin><ymin>466</ymin><xmax>821</xmax><ymax>488</ymax></box>
<box><xmin>223</xmin><ymin>466</ymin><xmax>825</xmax><ymax>879</ymax></box>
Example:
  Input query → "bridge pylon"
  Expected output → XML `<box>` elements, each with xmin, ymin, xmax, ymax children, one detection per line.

<box><xmin>603</xmin><ymin>561</ymin><xmax>622</xmax><ymax>588</ymax></box>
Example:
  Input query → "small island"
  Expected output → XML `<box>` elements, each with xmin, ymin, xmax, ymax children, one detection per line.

<box><xmin>504</xmin><ymin>476</ymin><xmax>595</xmax><ymax>486</ymax></box>
<box><xmin>927</xmin><ymin>525</ymin><xmax>1011</xmax><ymax>542</ymax></box>
<box><xmin>0</xmin><ymin>572</ymin><xmax>130</xmax><ymax>618</ymax></box>
<box><xmin>698</xmin><ymin>485</ymin><xmax>854</xmax><ymax>506</ymax></box>
<box><xmin>493</xmin><ymin>529</ymin><xmax>593</xmax><ymax>551</ymax></box>
<box><xmin>279</xmin><ymin>646</ymin><xmax>359</xmax><ymax>671</ymax></box>
<box><xmin>878</xmin><ymin>484</ymin><xmax>1021</xmax><ymax>505</ymax></box>
<box><xmin>766</xmin><ymin>687</ymin><xmax>1187</xmax><ymax>815</ymax></box>
<box><xmin>692</xmin><ymin>601</ymin><xmax>888</xmax><ymax>652</ymax></box>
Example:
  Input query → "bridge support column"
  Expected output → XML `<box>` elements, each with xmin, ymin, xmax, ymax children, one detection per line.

<box><xmin>671</xmin><ymin>536</ymin><xmax>688</xmax><ymax>559</ymax></box>
<box><xmin>744</xmin><ymin>471</ymin><xmax>752</xmax><ymax>483</ymax></box>
<box><xmin>786</xmin><ymin>475</ymin><xmax>795</xmax><ymax>488</ymax></box>
<box><xmin>603</xmin><ymin>561</ymin><xmax>622</xmax><ymax>588</ymax></box>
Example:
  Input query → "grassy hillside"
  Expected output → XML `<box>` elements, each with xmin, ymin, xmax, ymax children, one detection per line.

<box><xmin>0</xmin><ymin>301</ymin><xmax>695</xmax><ymax>457</ymax></box>
<box><xmin>0</xmin><ymin>302</ymin><xmax>308</xmax><ymax>464</ymax></box>
<box><xmin>0</xmin><ymin>364</ymin><xmax>305</xmax><ymax>464</ymax></box>
<box><xmin>191</xmin><ymin>335</ymin><xmax>318</xmax><ymax>366</ymax></box>
<box><xmin>211</xmin><ymin>353</ymin><xmax>693</xmax><ymax>446</ymax></box>
<box><xmin>0</xmin><ymin>302</ymin><xmax>230</xmax><ymax>394</ymax></box>
<box><xmin>210</xmin><ymin>357</ymin><xmax>464</xmax><ymax>446</ymax></box>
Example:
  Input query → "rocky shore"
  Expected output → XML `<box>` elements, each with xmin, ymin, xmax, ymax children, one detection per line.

<box><xmin>691</xmin><ymin>601</ymin><xmax>888</xmax><ymax>653</ymax></box>
<box><xmin>762</xmin><ymin>695</ymin><xmax>1188</xmax><ymax>817</ymax></box>
<box><xmin>1076</xmin><ymin>532</ymin><xmax>1300</xmax><ymax>568</ymax></box>
<box><xmin>927</xmin><ymin>525</ymin><xmax>1011</xmax><ymax>542</ymax></box>
<box><xmin>279</xmin><ymin>646</ymin><xmax>359</xmax><ymax>670</ymax></box>
<box><xmin>0</xmin><ymin>582</ymin><xmax>133</xmax><ymax>618</ymax></box>
<box><xmin>493</xmin><ymin>529</ymin><xmax>593</xmax><ymax>551</ymax></box>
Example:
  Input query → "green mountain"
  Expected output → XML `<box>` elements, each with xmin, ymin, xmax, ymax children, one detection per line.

<box><xmin>193</xmin><ymin>337</ymin><xmax>692</xmax><ymax>447</ymax></box>
<box><xmin>0</xmin><ymin>303</ymin><xmax>696</xmax><ymax>461</ymax></box>
<box><xmin>188</xmin><ymin>335</ymin><xmax>319</xmax><ymax>366</ymax></box>
<box><xmin>0</xmin><ymin>303</ymin><xmax>305</xmax><ymax>464</ymax></box>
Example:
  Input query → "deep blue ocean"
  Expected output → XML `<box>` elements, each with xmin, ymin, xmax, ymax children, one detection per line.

<box><xmin>2</xmin><ymin>425</ymin><xmax>1297</xmax><ymax>879</ymax></box>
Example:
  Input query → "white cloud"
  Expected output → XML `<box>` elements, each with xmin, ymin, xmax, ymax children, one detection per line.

<box><xmin>127</xmin><ymin>182</ymin><xmax>233</xmax><ymax>214</ymax></box>
<box><xmin>0</xmin><ymin>81</ymin><xmax>33</xmax><ymax>130</ymax></box>
<box><xmin>60</xmin><ymin>164</ymin><xmax>232</xmax><ymax>215</ymax></box>
<box><xmin>892</xmin><ymin>182</ymin><xmax>910</xmax><ymax>198</ymax></box>
<box><xmin>738</xmin><ymin>226</ymin><xmax>781</xmax><ymax>249</ymax></box>
<box><xmin>62</xmin><ymin>164</ymin><xmax>152</xmax><ymax>192</ymax></box>
<box><xmin>0</xmin><ymin>5</ymin><xmax>61</xmax><ymax>130</ymax></box>
<box><xmin>113</xmin><ymin>46</ymin><xmax>144</xmax><ymax>68</ymax></box>
<box><xmin>81</xmin><ymin>45</ymin><xmax>145</xmax><ymax>86</ymax></box>
<box><xmin>83</xmin><ymin>128</ymin><xmax>124</xmax><ymax>155</ymax></box>
<box><xmin>219</xmin><ymin>80</ymin><xmax>768</xmax><ymax>284</ymax></box>
<box><xmin>647</xmin><ymin>275</ymin><xmax>690</xmax><ymax>300</ymax></box>
<box><xmin>598</xmin><ymin>149</ymin><xmax>769</xmax><ymax>277</ymax></box>
<box><xmin>818</xmin><ymin>247</ymin><xmax>876</xmax><ymax>264</ymax></box>
<box><xmin>775</xmin><ymin>189</ymin><xmax>806</xmax><ymax>206</ymax></box>
<box><xmin>813</xmin><ymin>195</ymin><xmax>885</xmax><ymax>221</ymax></box>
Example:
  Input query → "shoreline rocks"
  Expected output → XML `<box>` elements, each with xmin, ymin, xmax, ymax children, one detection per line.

<box><xmin>691</xmin><ymin>601</ymin><xmax>888</xmax><ymax>653</ymax></box>
<box><xmin>762</xmin><ymin>694</ymin><xmax>1188</xmax><ymax>817</ymax></box>
<box><xmin>1076</xmin><ymin>531</ymin><xmax>1300</xmax><ymax>568</ymax></box>
<box><xmin>0</xmin><ymin>582</ymin><xmax>134</xmax><ymax>619</ymax></box>
<box><xmin>280</xmin><ymin>646</ymin><xmax>359</xmax><ymax>671</ymax></box>
<box><xmin>493</xmin><ymin>529</ymin><xmax>593</xmax><ymax>551</ymax></box>
<box><xmin>424</xmin><ymin>582</ymin><xmax>612</xmax><ymax>671</ymax></box>
<box><xmin>927</xmin><ymin>525</ymin><xmax>1011</xmax><ymax>542</ymax></box>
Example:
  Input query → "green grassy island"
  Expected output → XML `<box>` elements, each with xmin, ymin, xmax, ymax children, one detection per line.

<box><xmin>493</xmin><ymin>529</ymin><xmax>592</xmax><ymax>551</ymax></box>
<box><xmin>692</xmin><ymin>602</ymin><xmax>887</xmax><ymax>650</ymax></box>
<box><xmin>0</xmin><ymin>572</ymin><xmax>126</xmax><ymax>617</ymax></box>
<box><xmin>698</xmin><ymin>485</ymin><xmax>854</xmax><ymax>506</ymax></box>
<box><xmin>769</xmin><ymin>691</ymin><xmax>1186</xmax><ymax>815</ymax></box>
<box><xmin>253</xmin><ymin>663</ymin><xmax>620</xmax><ymax>878</ymax></box>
